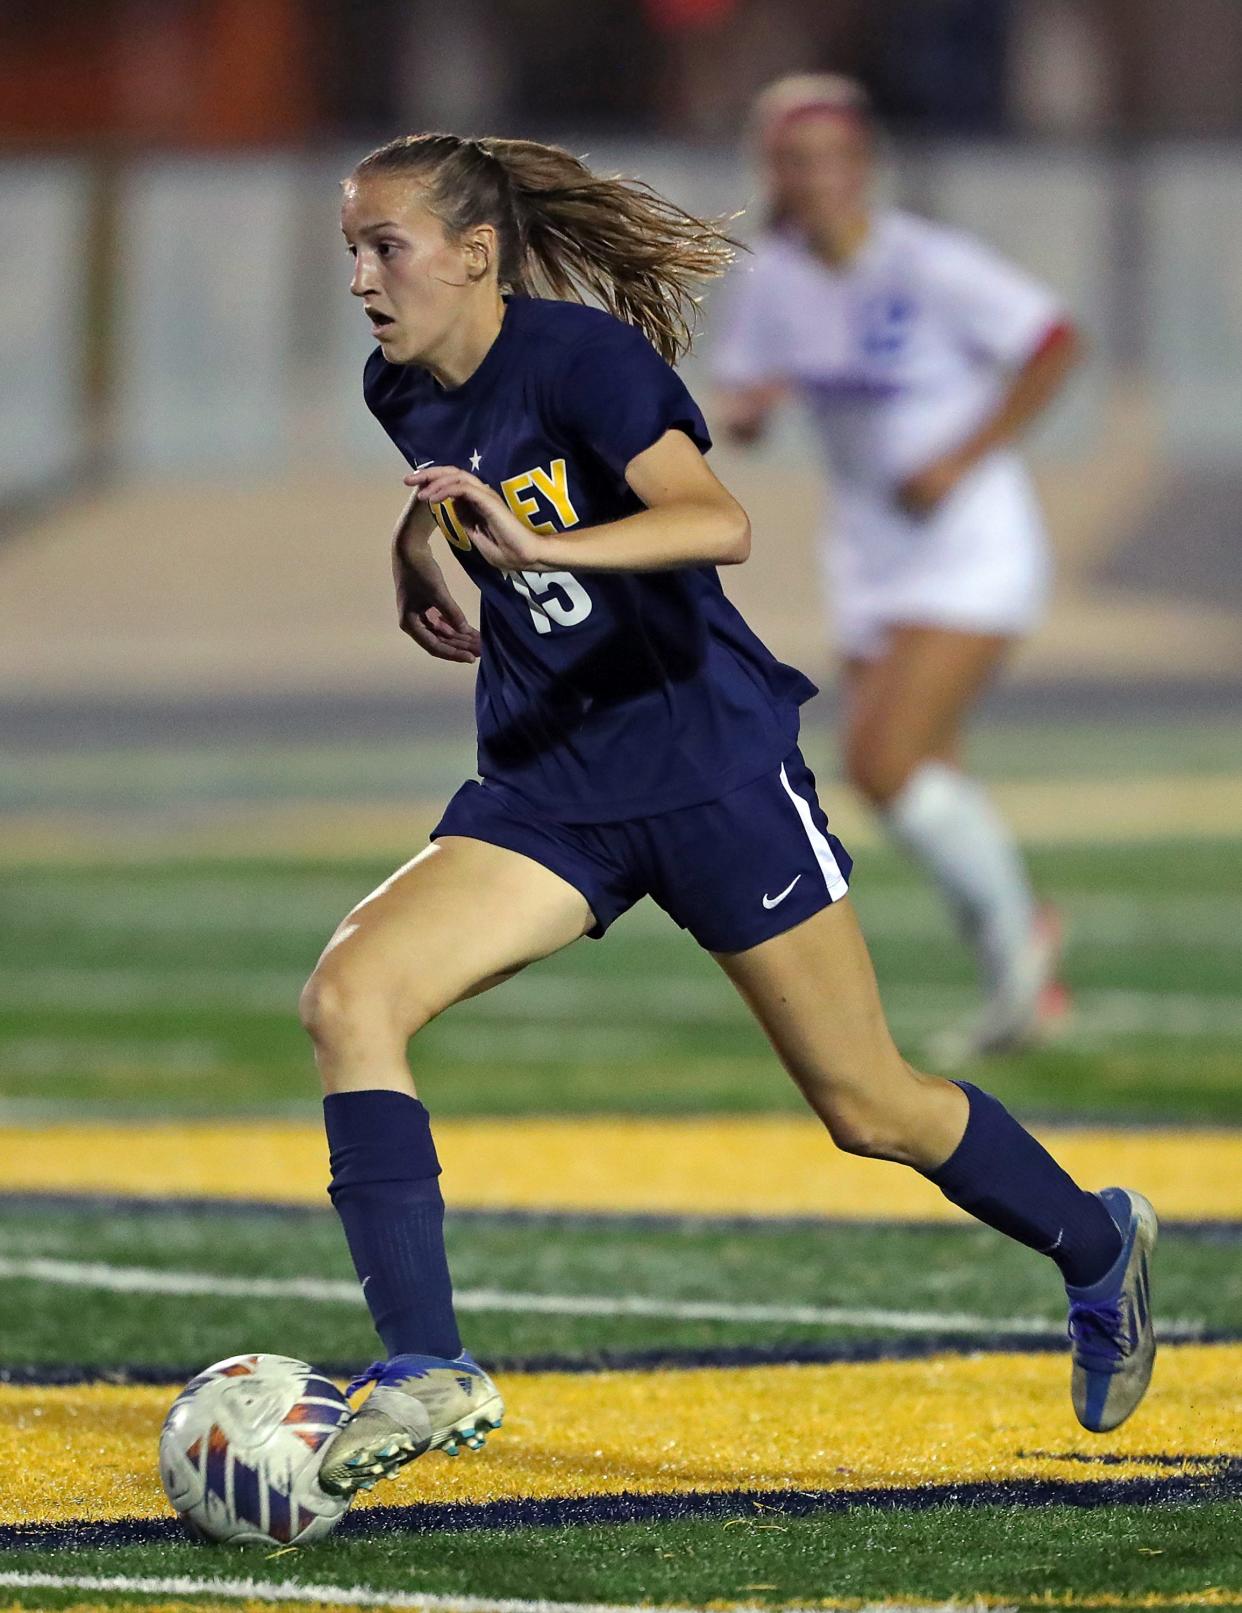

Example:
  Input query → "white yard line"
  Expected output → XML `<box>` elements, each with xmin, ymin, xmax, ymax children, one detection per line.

<box><xmin>24</xmin><ymin>878</ymin><xmax>1242</xmax><ymax>947</ymax></box>
<box><xmin>0</xmin><ymin>1572</ymin><xmax>1010</xmax><ymax>1612</ymax></box>
<box><xmin>0</xmin><ymin>1255</ymin><xmax>1205</xmax><ymax>1338</ymax></box>
<box><xmin>2</xmin><ymin>963</ymin><xmax>1242</xmax><ymax>1043</ymax></box>
<box><xmin>883</xmin><ymin>985</ymin><xmax>1242</xmax><ymax>1041</ymax></box>
<box><xmin>0</xmin><ymin>1571</ymin><xmax>770</xmax><ymax>1613</ymax></box>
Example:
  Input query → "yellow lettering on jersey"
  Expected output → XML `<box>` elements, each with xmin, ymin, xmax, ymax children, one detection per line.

<box><xmin>432</xmin><ymin>498</ymin><xmax>472</xmax><ymax>551</ymax></box>
<box><xmin>501</xmin><ymin>458</ymin><xmax>580</xmax><ymax>536</ymax></box>
<box><xmin>500</xmin><ymin>472</ymin><xmax>554</xmax><ymax>535</ymax></box>
<box><xmin>530</xmin><ymin>459</ymin><xmax>579</xmax><ymax>529</ymax></box>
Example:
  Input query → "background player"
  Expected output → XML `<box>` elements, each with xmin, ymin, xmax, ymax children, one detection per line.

<box><xmin>303</xmin><ymin>131</ymin><xmax>1154</xmax><ymax>1499</ymax></box>
<box><xmin>710</xmin><ymin>75</ymin><xmax>1083</xmax><ymax>1061</ymax></box>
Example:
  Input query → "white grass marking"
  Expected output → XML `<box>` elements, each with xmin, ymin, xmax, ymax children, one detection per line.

<box><xmin>429</xmin><ymin>1023</ymin><xmax>667</xmax><ymax>1064</ymax></box>
<box><xmin>0</xmin><ymin>1572</ymin><xmax>1013</xmax><ymax>1612</ymax></box>
<box><xmin>853</xmin><ymin>889</ymin><xmax>1242</xmax><ymax>951</ymax></box>
<box><xmin>883</xmin><ymin>984</ymin><xmax>1242</xmax><ymax>1041</ymax></box>
<box><xmin>0</xmin><ymin>1570</ymin><xmax>765</xmax><ymax>1612</ymax></box>
<box><xmin>0</xmin><ymin>1255</ymin><xmax>1205</xmax><ymax>1338</ymax></box>
<box><xmin>3</xmin><ymin>961</ymin><xmax>1242</xmax><ymax>1044</ymax></box>
<box><xmin>0</xmin><ymin>1036</ymin><xmax>224</xmax><ymax>1077</ymax></box>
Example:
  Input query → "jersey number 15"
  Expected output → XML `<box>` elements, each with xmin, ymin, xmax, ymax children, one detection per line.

<box><xmin>509</xmin><ymin>570</ymin><xmax>594</xmax><ymax>634</ymax></box>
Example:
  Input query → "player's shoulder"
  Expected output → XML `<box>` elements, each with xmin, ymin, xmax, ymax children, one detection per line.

<box><xmin>738</xmin><ymin>229</ymin><xmax>813</xmax><ymax>282</ymax></box>
<box><xmin>882</xmin><ymin>208</ymin><xmax>1010</xmax><ymax>277</ymax></box>
<box><xmin>744</xmin><ymin>229</ymin><xmax>794</xmax><ymax>263</ymax></box>
<box><xmin>515</xmin><ymin>295</ymin><xmax>658</xmax><ymax>363</ymax></box>
<box><xmin>514</xmin><ymin>299</ymin><xmax>676</xmax><ymax>413</ymax></box>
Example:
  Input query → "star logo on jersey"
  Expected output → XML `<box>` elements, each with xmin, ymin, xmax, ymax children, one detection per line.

<box><xmin>469</xmin><ymin>448</ymin><xmax>482</xmax><ymax>472</ymax></box>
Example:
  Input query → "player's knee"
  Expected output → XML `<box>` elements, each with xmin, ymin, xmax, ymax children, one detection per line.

<box><xmin>825</xmin><ymin>1111</ymin><xmax>889</xmax><ymax>1159</ymax></box>
<box><xmin>818</xmin><ymin>1088</ymin><xmax>899</xmax><ymax>1160</ymax></box>
<box><xmin>298</xmin><ymin>959</ymin><xmax>429</xmax><ymax>1053</ymax></box>
<box><xmin>298</xmin><ymin>966</ymin><xmax>353</xmax><ymax>1050</ymax></box>
<box><xmin>843</xmin><ymin>735</ymin><xmax>917</xmax><ymax>807</ymax></box>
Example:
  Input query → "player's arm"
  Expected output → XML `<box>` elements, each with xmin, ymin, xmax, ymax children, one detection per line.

<box><xmin>898</xmin><ymin>320</ymin><xmax>1083</xmax><ymax>517</ymax></box>
<box><xmin>407</xmin><ymin>431</ymin><xmax>751</xmax><ymax>575</ymax></box>
<box><xmin>708</xmin><ymin>255</ymin><xmax>785</xmax><ymax>445</ymax></box>
<box><xmin>391</xmin><ymin>492</ymin><xmax>482</xmax><ymax>662</ymax></box>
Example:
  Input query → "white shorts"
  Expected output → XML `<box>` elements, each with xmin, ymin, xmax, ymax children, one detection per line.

<box><xmin>825</xmin><ymin>455</ymin><xmax>1051</xmax><ymax>661</ymax></box>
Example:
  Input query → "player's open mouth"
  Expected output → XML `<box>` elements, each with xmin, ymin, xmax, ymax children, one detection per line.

<box><xmin>367</xmin><ymin>310</ymin><xmax>395</xmax><ymax>333</ymax></box>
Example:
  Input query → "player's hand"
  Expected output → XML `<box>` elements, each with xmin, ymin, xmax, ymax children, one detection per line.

<box><xmin>406</xmin><ymin>465</ymin><xmax>550</xmax><ymax>573</ymax></box>
<box><xmin>400</xmin><ymin>598</ymin><xmax>482</xmax><ymax>663</ymax></box>
<box><xmin>395</xmin><ymin>563</ymin><xmax>481</xmax><ymax>663</ymax></box>
<box><xmin>715</xmin><ymin>383</ymin><xmax>784</xmax><ymax>447</ymax></box>
<box><xmin>896</xmin><ymin>451</ymin><xmax>973</xmax><ymax>519</ymax></box>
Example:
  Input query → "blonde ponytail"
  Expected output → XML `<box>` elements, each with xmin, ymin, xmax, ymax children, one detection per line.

<box><xmin>352</xmin><ymin>133</ymin><xmax>740</xmax><ymax>364</ymax></box>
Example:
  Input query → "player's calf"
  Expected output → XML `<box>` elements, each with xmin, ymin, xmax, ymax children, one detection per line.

<box><xmin>798</xmin><ymin>1056</ymin><xmax>969</xmax><ymax>1172</ymax></box>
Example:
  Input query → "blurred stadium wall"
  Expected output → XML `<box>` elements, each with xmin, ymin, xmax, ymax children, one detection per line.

<box><xmin>2</xmin><ymin>0</ymin><xmax>1240</xmax><ymax>731</ymax></box>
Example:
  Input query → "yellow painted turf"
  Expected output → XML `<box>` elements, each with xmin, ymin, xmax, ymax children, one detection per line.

<box><xmin>0</xmin><ymin>1347</ymin><xmax>1238</xmax><ymax>1527</ymax></box>
<box><xmin>3</xmin><ymin>1122</ymin><xmax>1242</xmax><ymax>1222</ymax></box>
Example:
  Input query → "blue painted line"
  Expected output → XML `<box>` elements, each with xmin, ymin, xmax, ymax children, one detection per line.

<box><xmin>0</xmin><ymin>1192</ymin><xmax>1240</xmax><ymax>1241</ymax></box>
<box><xmin>3</xmin><ymin>1465</ymin><xmax>1240</xmax><ymax>1553</ymax></box>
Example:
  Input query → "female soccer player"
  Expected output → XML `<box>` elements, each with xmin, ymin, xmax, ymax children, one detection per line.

<box><xmin>711</xmin><ymin>75</ymin><xmax>1082</xmax><ymax>1061</ymax></box>
<box><xmin>305</xmin><ymin>131</ymin><xmax>1154</xmax><ymax>1499</ymax></box>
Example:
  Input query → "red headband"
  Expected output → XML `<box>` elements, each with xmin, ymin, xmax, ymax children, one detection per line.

<box><xmin>761</xmin><ymin>100</ymin><xmax>870</xmax><ymax>149</ymax></box>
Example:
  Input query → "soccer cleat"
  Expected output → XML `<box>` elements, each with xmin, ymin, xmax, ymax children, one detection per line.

<box><xmin>932</xmin><ymin>903</ymin><xmax>1068</xmax><ymax>1066</ymax></box>
<box><xmin>1067</xmin><ymin>1186</ymin><xmax>1158</xmax><ymax>1433</ymax></box>
<box><xmin>315</xmin><ymin>1351</ymin><xmax>504</xmax><ymax>1498</ymax></box>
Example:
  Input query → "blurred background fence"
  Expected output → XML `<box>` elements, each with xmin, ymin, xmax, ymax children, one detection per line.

<box><xmin>2</xmin><ymin>0</ymin><xmax>1240</xmax><ymax>725</ymax></box>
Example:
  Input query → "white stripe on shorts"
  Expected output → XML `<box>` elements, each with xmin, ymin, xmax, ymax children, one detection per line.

<box><xmin>779</xmin><ymin>763</ymin><xmax>849</xmax><ymax>902</ymax></box>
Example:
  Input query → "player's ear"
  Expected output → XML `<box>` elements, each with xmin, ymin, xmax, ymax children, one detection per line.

<box><xmin>462</xmin><ymin>224</ymin><xmax>497</xmax><ymax>282</ymax></box>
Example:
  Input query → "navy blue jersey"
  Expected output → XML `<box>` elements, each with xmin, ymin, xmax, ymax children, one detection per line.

<box><xmin>364</xmin><ymin>296</ymin><xmax>816</xmax><ymax>822</ymax></box>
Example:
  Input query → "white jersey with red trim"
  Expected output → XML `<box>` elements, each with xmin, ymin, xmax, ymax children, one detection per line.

<box><xmin>709</xmin><ymin>208</ymin><xmax>1064</xmax><ymax>655</ymax></box>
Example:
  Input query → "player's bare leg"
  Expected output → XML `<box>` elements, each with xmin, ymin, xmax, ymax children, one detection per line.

<box><xmin>715</xmin><ymin>899</ymin><xmax>1156</xmax><ymax>1431</ymax></box>
<box><xmin>301</xmin><ymin>836</ymin><xmax>592</xmax><ymax>1096</ymax></box>
<box><xmin>842</xmin><ymin>625</ymin><xmax>1065</xmax><ymax>1058</ymax></box>
<box><xmin>301</xmin><ymin>837</ymin><xmax>594</xmax><ymax>1495</ymax></box>
<box><xmin>716</xmin><ymin>896</ymin><xmax>967</xmax><ymax>1167</ymax></box>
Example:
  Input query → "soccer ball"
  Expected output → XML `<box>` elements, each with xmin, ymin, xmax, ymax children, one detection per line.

<box><xmin>159</xmin><ymin>1353</ymin><xmax>353</xmax><ymax>1545</ymax></box>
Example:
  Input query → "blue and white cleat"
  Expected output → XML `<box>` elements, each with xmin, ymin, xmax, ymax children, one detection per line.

<box><xmin>316</xmin><ymin>1352</ymin><xmax>504</xmax><ymax>1497</ymax></box>
<box><xmin>1066</xmin><ymin>1186</ymin><xmax>1158</xmax><ymax>1433</ymax></box>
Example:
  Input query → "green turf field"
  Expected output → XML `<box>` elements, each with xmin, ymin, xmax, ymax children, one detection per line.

<box><xmin>4</xmin><ymin>1503</ymin><xmax>1242</xmax><ymax>1612</ymax></box>
<box><xmin>2</xmin><ymin>837</ymin><xmax>1241</xmax><ymax>1124</ymax></box>
<box><xmin>2</xmin><ymin>717</ymin><xmax>1241</xmax><ymax>1611</ymax></box>
<box><xmin>1</xmin><ymin>1202</ymin><xmax>1238</xmax><ymax>1368</ymax></box>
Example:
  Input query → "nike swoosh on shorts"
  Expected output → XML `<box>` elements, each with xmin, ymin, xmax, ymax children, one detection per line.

<box><xmin>762</xmin><ymin>875</ymin><xmax>802</xmax><ymax>909</ymax></box>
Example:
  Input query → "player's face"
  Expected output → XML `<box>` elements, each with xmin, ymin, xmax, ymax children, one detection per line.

<box><xmin>766</xmin><ymin>114</ymin><xmax>872</xmax><ymax>235</ymax></box>
<box><xmin>341</xmin><ymin>175</ymin><xmax>474</xmax><ymax>366</ymax></box>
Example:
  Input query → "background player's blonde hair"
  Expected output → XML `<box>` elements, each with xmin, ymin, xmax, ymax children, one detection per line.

<box><xmin>351</xmin><ymin>133</ymin><xmax>739</xmax><ymax>365</ymax></box>
<box><xmin>748</xmin><ymin>73</ymin><xmax>873</xmax><ymax>151</ymax></box>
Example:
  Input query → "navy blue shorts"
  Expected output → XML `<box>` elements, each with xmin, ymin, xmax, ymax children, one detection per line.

<box><xmin>431</xmin><ymin>747</ymin><xmax>852</xmax><ymax>953</ymax></box>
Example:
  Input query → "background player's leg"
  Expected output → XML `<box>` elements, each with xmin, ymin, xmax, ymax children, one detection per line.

<box><xmin>714</xmin><ymin>899</ymin><xmax>1121</xmax><ymax>1287</ymax></box>
<box><xmin>300</xmin><ymin>836</ymin><xmax>593</xmax><ymax>1362</ymax></box>
<box><xmin>842</xmin><ymin>625</ymin><xmax>1054</xmax><ymax>1049</ymax></box>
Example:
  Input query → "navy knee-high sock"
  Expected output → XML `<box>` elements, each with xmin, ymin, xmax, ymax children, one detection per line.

<box><xmin>324</xmin><ymin>1090</ymin><xmax>461</xmax><ymax>1360</ymax></box>
<box><xmin>925</xmin><ymin>1082</ymin><xmax>1123</xmax><ymax>1287</ymax></box>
